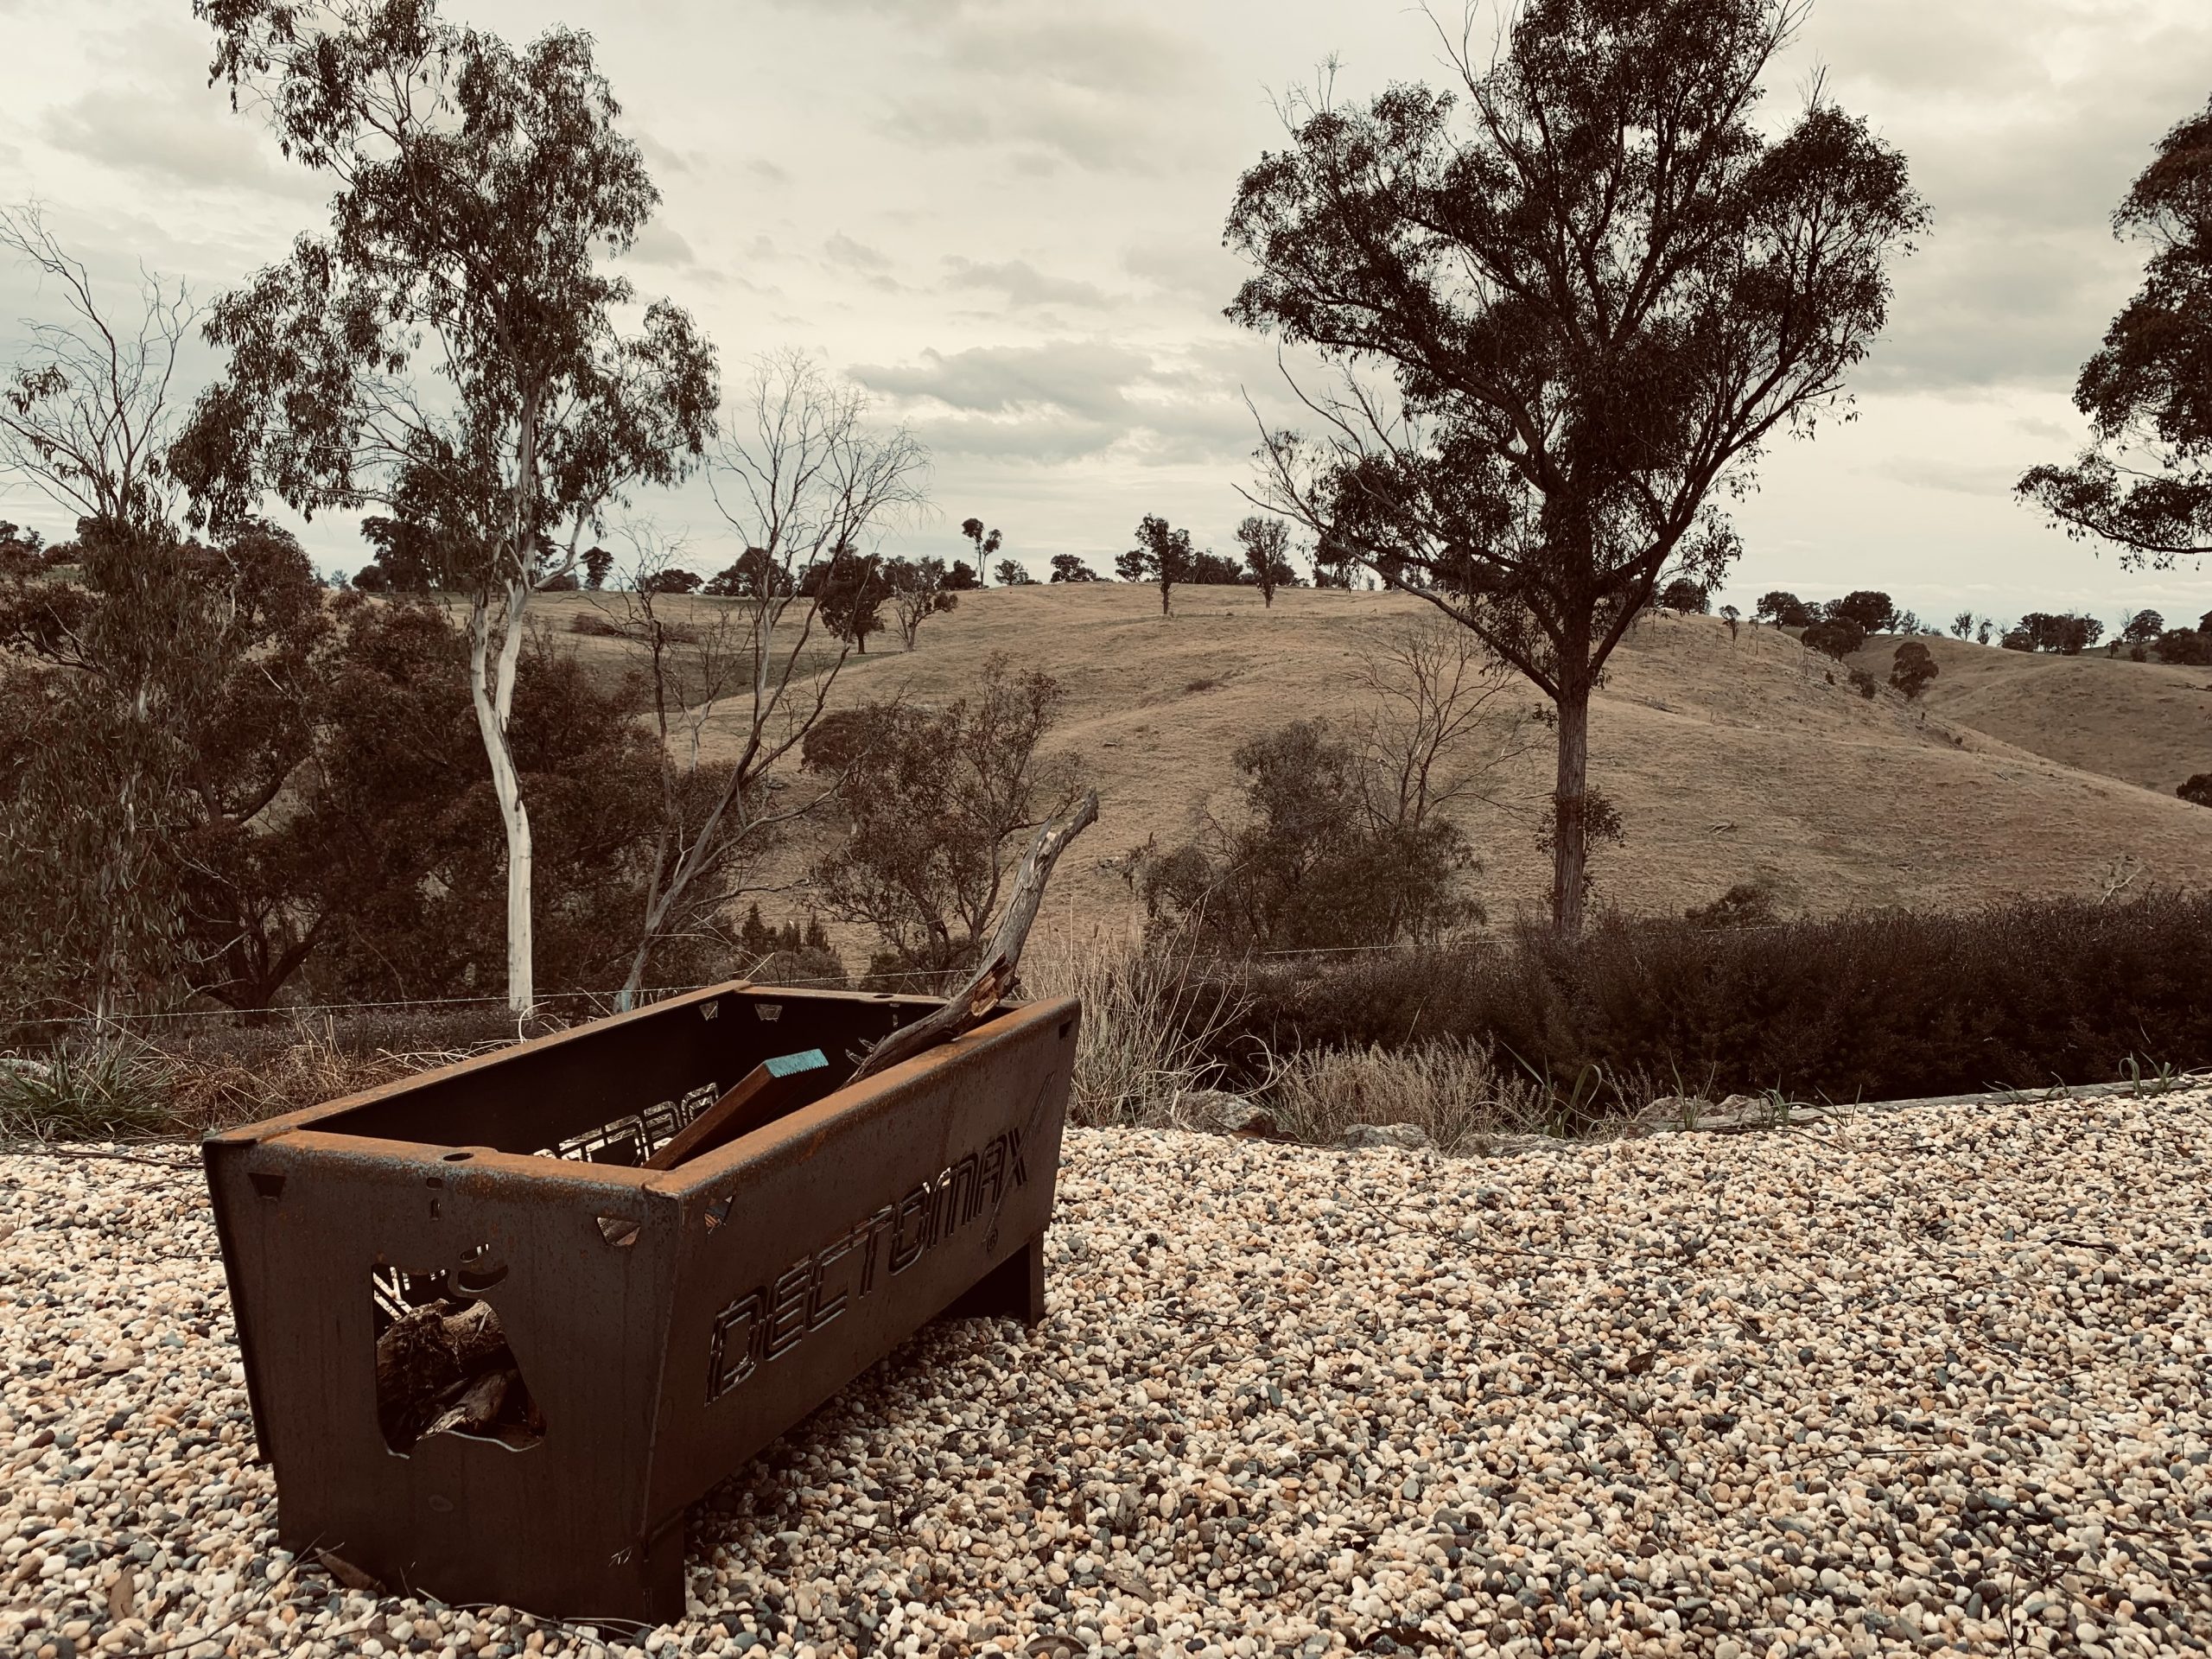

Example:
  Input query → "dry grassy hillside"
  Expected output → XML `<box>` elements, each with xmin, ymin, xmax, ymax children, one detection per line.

<box><xmin>534</xmin><ymin>585</ymin><xmax>2212</xmax><ymax>946</ymax></box>
<box><xmin>1845</xmin><ymin>630</ymin><xmax>2212</xmax><ymax>797</ymax></box>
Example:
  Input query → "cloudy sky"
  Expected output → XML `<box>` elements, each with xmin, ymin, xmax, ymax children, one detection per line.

<box><xmin>3</xmin><ymin>0</ymin><xmax>2211</xmax><ymax>626</ymax></box>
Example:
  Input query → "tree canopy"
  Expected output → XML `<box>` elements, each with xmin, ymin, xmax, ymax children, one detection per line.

<box><xmin>1225</xmin><ymin>0</ymin><xmax>1925</xmax><ymax>930</ymax></box>
<box><xmin>2018</xmin><ymin>96</ymin><xmax>2212</xmax><ymax>563</ymax></box>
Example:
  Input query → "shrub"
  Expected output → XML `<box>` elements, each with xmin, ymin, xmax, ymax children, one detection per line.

<box><xmin>1849</xmin><ymin>666</ymin><xmax>1878</xmax><ymax>698</ymax></box>
<box><xmin>1684</xmin><ymin>877</ymin><xmax>1783</xmax><ymax>930</ymax></box>
<box><xmin>810</xmin><ymin>655</ymin><xmax>1079</xmax><ymax>980</ymax></box>
<box><xmin>2155</xmin><ymin>628</ymin><xmax>2212</xmax><ymax>665</ymax></box>
<box><xmin>799</xmin><ymin>706</ymin><xmax>880</xmax><ymax>774</ymax></box>
<box><xmin>1134</xmin><ymin>721</ymin><xmax>1478</xmax><ymax>951</ymax></box>
<box><xmin>733</xmin><ymin>904</ymin><xmax>846</xmax><ymax>987</ymax></box>
<box><xmin>1179</xmin><ymin>892</ymin><xmax>2212</xmax><ymax>1108</ymax></box>
<box><xmin>2179</xmin><ymin>773</ymin><xmax>2212</xmax><ymax>808</ymax></box>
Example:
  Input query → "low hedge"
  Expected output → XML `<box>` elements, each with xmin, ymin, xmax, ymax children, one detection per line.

<box><xmin>1189</xmin><ymin>893</ymin><xmax>2212</xmax><ymax>1108</ymax></box>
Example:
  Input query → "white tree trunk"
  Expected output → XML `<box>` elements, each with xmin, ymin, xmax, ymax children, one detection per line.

<box><xmin>469</xmin><ymin>583</ymin><xmax>536</xmax><ymax>1015</ymax></box>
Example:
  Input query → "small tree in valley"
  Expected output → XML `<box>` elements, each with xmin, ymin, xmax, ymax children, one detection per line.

<box><xmin>1802</xmin><ymin>615</ymin><xmax>1866</xmax><ymax>661</ymax></box>
<box><xmin>810</xmin><ymin>654</ymin><xmax>1081</xmax><ymax>981</ymax></box>
<box><xmin>1135</xmin><ymin>721</ymin><xmax>1479</xmax><ymax>950</ymax></box>
<box><xmin>885</xmin><ymin>556</ymin><xmax>957</xmax><ymax>648</ymax></box>
<box><xmin>2154</xmin><ymin>628</ymin><xmax>2212</xmax><ymax>664</ymax></box>
<box><xmin>1234</xmin><ymin>514</ymin><xmax>1295</xmax><ymax>606</ymax></box>
<box><xmin>1890</xmin><ymin>639</ymin><xmax>1938</xmax><ymax>702</ymax></box>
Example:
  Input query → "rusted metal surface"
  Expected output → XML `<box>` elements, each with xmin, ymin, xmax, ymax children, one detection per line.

<box><xmin>203</xmin><ymin>982</ymin><xmax>1079</xmax><ymax>1621</ymax></box>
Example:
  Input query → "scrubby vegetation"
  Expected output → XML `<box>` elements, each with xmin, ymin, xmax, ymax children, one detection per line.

<box><xmin>1178</xmin><ymin>892</ymin><xmax>2212</xmax><ymax>1112</ymax></box>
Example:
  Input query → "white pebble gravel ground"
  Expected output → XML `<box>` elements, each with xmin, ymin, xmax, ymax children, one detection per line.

<box><xmin>3</xmin><ymin>1091</ymin><xmax>2210</xmax><ymax>1659</ymax></box>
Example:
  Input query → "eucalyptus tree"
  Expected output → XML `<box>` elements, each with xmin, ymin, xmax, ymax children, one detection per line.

<box><xmin>0</xmin><ymin>207</ymin><xmax>203</xmax><ymax>1023</ymax></box>
<box><xmin>2019</xmin><ymin>96</ymin><xmax>2212</xmax><ymax>563</ymax></box>
<box><xmin>1224</xmin><ymin>0</ymin><xmax>1926</xmax><ymax>931</ymax></box>
<box><xmin>176</xmin><ymin>0</ymin><xmax>717</xmax><ymax>1012</ymax></box>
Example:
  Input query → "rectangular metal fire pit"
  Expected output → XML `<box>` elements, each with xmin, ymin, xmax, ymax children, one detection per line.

<box><xmin>202</xmin><ymin>981</ymin><xmax>1079</xmax><ymax>1622</ymax></box>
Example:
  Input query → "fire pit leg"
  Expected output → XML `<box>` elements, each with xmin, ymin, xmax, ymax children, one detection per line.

<box><xmin>942</xmin><ymin>1232</ymin><xmax>1046</xmax><ymax>1326</ymax></box>
<box><xmin>630</xmin><ymin>1518</ymin><xmax>688</xmax><ymax>1625</ymax></box>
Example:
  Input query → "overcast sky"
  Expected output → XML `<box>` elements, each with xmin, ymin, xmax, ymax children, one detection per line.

<box><xmin>3</xmin><ymin>0</ymin><xmax>2211</xmax><ymax>626</ymax></box>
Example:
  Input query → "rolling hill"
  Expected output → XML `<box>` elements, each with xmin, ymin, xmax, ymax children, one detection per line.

<box><xmin>535</xmin><ymin>584</ymin><xmax>2212</xmax><ymax>950</ymax></box>
<box><xmin>1844</xmin><ymin>630</ymin><xmax>2212</xmax><ymax>798</ymax></box>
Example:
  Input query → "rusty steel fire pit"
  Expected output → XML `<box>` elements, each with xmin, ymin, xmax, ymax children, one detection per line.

<box><xmin>202</xmin><ymin>981</ymin><xmax>1079</xmax><ymax>1622</ymax></box>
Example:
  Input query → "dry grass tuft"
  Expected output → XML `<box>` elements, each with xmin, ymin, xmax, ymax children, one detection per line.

<box><xmin>1024</xmin><ymin>938</ymin><xmax>1242</xmax><ymax>1129</ymax></box>
<box><xmin>1255</xmin><ymin>1038</ymin><xmax>1555</xmax><ymax>1154</ymax></box>
<box><xmin>156</xmin><ymin>1021</ymin><xmax>493</xmax><ymax>1135</ymax></box>
<box><xmin>1024</xmin><ymin>940</ymin><xmax>1587</xmax><ymax>1154</ymax></box>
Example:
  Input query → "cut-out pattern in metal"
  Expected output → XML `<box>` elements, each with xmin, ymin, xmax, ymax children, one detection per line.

<box><xmin>704</xmin><ymin>1123</ymin><xmax>1031</xmax><ymax>1401</ymax></box>
<box><xmin>370</xmin><ymin>1262</ymin><xmax>546</xmax><ymax>1453</ymax></box>
<box><xmin>539</xmin><ymin>1080</ymin><xmax>718</xmax><ymax>1166</ymax></box>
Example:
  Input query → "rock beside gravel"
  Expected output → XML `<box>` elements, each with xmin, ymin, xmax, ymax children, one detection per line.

<box><xmin>1640</xmin><ymin>1092</ymin><xmax>1838</xmax><ymax>1133</ymax></box>
<box><xmin>4</xmin><ymin>1090</ymin><xmax>2211</xmax><ymax>1659</ymax></box>
<box><xmin>1173</xmin><ymin>1090</ymin><xmax>1275</xmax><ymax>1137</ymax></box>
<box><xmin>1338</xmin><ymin>1122</ymin><xmax>1432</xmax><ymax>1150</ymax></box>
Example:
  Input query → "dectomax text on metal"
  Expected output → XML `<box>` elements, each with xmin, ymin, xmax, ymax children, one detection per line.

<box><xmin>704</xmin><ymin>1123</ymin><xmax>1031</xmax><ymax>1400</ymax></box>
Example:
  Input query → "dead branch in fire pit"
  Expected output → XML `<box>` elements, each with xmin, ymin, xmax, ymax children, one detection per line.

<box><xmin>849</xmin><ymin>788</ymin><xmax>1099</xmax><ymax>1083</ymax></box>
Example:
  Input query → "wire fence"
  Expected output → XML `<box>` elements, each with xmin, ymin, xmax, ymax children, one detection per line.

<box><xmin>0</xmin><ymin>938</ymin><xmax>1538</xmax><ymax>1037</ymax></box>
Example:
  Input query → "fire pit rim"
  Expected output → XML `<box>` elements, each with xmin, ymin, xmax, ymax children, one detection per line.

<box><xmin>200</xmin><ymin>979</ymin><xmax>1077</xmax><ymax>1189</ymax></box>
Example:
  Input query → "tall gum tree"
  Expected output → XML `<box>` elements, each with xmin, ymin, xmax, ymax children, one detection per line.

<box><xmin>2018</xmin><ymin>96</ymin><xmax>2212</xmax><ymax>563</ymax></box>
<box><xmin>1223</xmin><ymin>0</ymin><xmax>1926</xmax><ymax>931</ymax></box>
<box><xmin>175</xmin><ymin>0</ymin><xmax>717</xmax><ymax>1012</ymax></box>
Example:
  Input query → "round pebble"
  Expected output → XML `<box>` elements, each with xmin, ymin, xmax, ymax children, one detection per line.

<box><xmin>3</xmin><ymin>1090</ymin><xmax>2209</xmax><ymax>1656</ymax></box>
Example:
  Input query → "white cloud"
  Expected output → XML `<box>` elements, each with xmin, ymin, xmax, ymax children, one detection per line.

<box><xmin>626</xmin><ymin>219</ymin><xmax>697</xmax><ymax>269</ymax></box>
<box><xmin>943</xmin><ymin>257</ymin><xmax>1111</xmax><ymax>308</ymax></box>
<box><xmin>43</xmin><ymin>86</ymin><xmax>319</xmax><ymax>200</ymax></box>
<box><xmin>10</xmin><ymin>0</ymin><xmax>2210</xmax><ymax>616</ymax></box>
<box><xmin>823</xmin><ymin>232</ymin><xmax>893</xmax><ymax>274</ymax></box>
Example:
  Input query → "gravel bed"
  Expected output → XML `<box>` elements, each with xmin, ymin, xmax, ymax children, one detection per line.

<box><xmin>3</xmin><ymin>1092</ymin><xmax>2209</xmax><ymax>1659</ymax></box>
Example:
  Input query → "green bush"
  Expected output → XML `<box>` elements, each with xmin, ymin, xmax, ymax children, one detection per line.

<box><xmin>1183</xmin><ymin>892</ymin><xmax>2212</xmax><ymax>1108</ymax></box>
<box><xmin>0</xmin><ymin>1039</ymin><xmax>173</xmax><ymax>1142</ymax></box>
